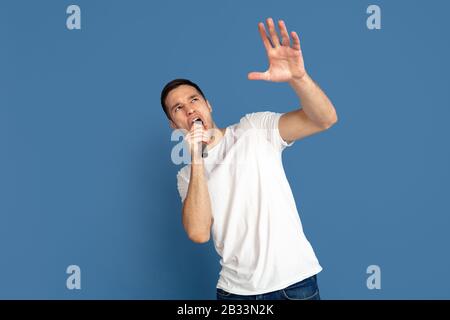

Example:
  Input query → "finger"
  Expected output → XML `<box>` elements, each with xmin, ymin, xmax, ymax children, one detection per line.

<box><xmin>191</xmin><ymin>132</ymin><xmax>205</xmax><ymax>140</ymax></box>
<box><xmin>278</xmin><ymin>20</ymin><xmax>291</xmax><ymax>46</ymax></box>
<box><xmin>258</xmin><ymin>22</ymin><xmax>272</xmax><ymax>51</ymax></box>
<box><xmin>247</xmin><ymin>71</ymin><xmax>270</xmax><ymax>81</ymax></box>
<box><xmin>192</xmin><ymin>130</ymin><xmax>208</xmax><ymax>139</ymax></box>
<box><xmin>190</xmin><ymin>124</ymin><xmax>204</xmax><ymax>134</ymax></box>
<box><xmin>267</xmin><ymin>17</ymin><xmax>280</xmax><ymax>47</ymax></box>
<box><xmin>191</xmin><ymin>122</ymin><xmax>203</xmax><ymax>131</ymax></box>
<box><xmin>184</xmin><ymin>134</ymin><xmax>192</xmax><ymax>143</ymax></box>
<box><xmin>186</xmin><ymin>131</ymin><xmax>202</xmax><ymax>140</ymax></box>
<box><xmin>291</xmin><ymin>31</ymin><xmax>301</xmax><ymax>51</ymax></box>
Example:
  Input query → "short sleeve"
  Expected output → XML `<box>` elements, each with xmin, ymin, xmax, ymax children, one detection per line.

<box><xmin>176</xmin><ymin>168</ymin><xmax>189</xmax><ymax>203</ymax></box>
<box><xmin>244</xmin><ymin>111</ymin><xmax>295</xmax><ymax>152</ymax></box>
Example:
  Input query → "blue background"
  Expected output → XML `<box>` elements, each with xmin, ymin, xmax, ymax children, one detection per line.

<box><xmin>1</xmin><ymin>0</ymin><xmax>449</xmax><ymax>299</ymax></box>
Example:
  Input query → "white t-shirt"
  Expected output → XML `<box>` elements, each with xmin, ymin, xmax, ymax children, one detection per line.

<box><xmin>176</xmin><ymin>111</ymin><xmax>322</xmax><ymax>295</ymax></box>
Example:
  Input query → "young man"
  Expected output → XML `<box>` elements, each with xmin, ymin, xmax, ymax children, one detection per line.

<box><xmin>161</xmin><ymin>18</ymin><xmax>337</xmax><ymax>300</ymax></box>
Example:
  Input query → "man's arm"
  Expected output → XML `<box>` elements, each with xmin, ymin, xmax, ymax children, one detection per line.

<box><xmin>181</xmin><ymin>123</ymin><xmax>213</xmax><ymax>244</ymax></box>
<box><xmin>248</xmin><ymin>18</ymin><xmax>337</xmax><ymax>142</ymax></box>
<box><xmin>279</xmin><ymin>74</ymin><xmax>337</xmax><ymax>143</ymax></box>
<box><xmin>182</xmin><ymin>161</ymin><xmax>213</xmax><ymax>243</ymax></box>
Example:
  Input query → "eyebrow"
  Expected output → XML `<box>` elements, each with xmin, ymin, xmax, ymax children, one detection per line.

<box><xmin>171</xmin><ymin>94</ymin><xmax>199</xmax><ymax>112</ymax></box>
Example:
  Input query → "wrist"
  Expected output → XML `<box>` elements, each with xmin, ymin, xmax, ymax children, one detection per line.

<box><xmin>191</xmin><ymin>154</ymin><xmax>204</xmax><ymax>166</ymax></box>
<box><xmin>288</xmin><ymin>72</ymin><xmax>311</xmax><ymax>87</ymax></box>
<box><xmin>288</xmin><ymin>73</ymin><xmax>315</xmax><ymax>96</ymax></box>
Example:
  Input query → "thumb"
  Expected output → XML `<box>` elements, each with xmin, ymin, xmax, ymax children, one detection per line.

<box><xmin>247</xmin><ymin>71</ymin><xmax>269</xmax><ymax>81</ymax></box>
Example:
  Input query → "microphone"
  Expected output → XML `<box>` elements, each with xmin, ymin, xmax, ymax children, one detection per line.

<box><xmin>193</xmin><ymin>119</ymin><xmax>208</xmax><ymax>158</ymax></box>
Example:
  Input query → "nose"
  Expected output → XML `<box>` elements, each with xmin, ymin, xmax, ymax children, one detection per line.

<box><xmin>187</xmin><ymin>106</ymin><xmax>195</xmax><ymax>116</ymax></box>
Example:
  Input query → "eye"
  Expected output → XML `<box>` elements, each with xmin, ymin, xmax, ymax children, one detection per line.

<box><xmin>174</xmin><ymin>105</ymin><xmax>182</xmax><ymax>112</ymax></box>
<box><xmin>191</xmin><ymin>98</ymin><xmax>199</xmax><ymax>102</ymax></box>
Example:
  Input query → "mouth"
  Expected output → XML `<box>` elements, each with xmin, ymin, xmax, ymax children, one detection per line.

<box><xmin>189</xmin><ymin>116</ymin><xmax>206</xmax><ymax>129</ymax></box>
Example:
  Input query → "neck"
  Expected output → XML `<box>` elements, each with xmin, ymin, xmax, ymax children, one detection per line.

<box><xmin>207</xmin><ymin>123</ymin><xmax>226</xmax><ymax>151</ymax></box>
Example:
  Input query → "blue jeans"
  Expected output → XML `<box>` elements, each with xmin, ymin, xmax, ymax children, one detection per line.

<box><xmin>216</xmin><ymin>275</ymin><xmax>320</xmax><ymax>300</ymax></box>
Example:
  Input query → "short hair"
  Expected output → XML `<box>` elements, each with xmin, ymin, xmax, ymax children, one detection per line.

<box><xmin>160</xmin><ymin>79</ymin><xmax>206</xmax><ymax>120</ymax></box>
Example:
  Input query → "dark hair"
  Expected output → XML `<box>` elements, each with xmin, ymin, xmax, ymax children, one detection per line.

<box><xmin>160</xmin><ymin>79</ymin><xmax>206</xmax><ymax>120</ymax></box>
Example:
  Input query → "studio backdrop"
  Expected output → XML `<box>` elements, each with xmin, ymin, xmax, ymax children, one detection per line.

<box><xmin>0</xmin><ymin>0</ymin><xmax>449</xmax><ymax>299</ymax></box>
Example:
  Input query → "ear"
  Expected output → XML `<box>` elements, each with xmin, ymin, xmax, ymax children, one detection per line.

<box><xmin>206</xmin><ymin>100</ymin><xmax>212</xmax><ymax>113</ymax></box>
<box><xmin>169</xmin><ymin>119</ymin><xmax>178</xmax><ymax>129</ymax></box>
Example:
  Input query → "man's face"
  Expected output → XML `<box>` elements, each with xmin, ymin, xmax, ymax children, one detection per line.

<box><xmin>165</xmin><ymin>85</ymin><xmax>213</xmax><ymax>131</ymax></box>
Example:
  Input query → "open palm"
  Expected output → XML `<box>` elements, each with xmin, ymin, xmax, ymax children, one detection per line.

<box><xmin>248</xmin><ymin>18</ymin><xmax>306</xmax><ymax>83</ymax></box>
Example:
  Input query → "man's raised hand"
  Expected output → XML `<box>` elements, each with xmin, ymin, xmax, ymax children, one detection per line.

<box><xmin>248</xmin><ymin>18</ymin><xmax>307</xmax><ymax>83</ymax></box>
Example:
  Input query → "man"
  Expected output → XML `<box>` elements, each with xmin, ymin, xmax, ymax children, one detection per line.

<box><xmin>160</xmin><ymin>18</ymin><xmax>337</xmax><ymax>300</ymax></box>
